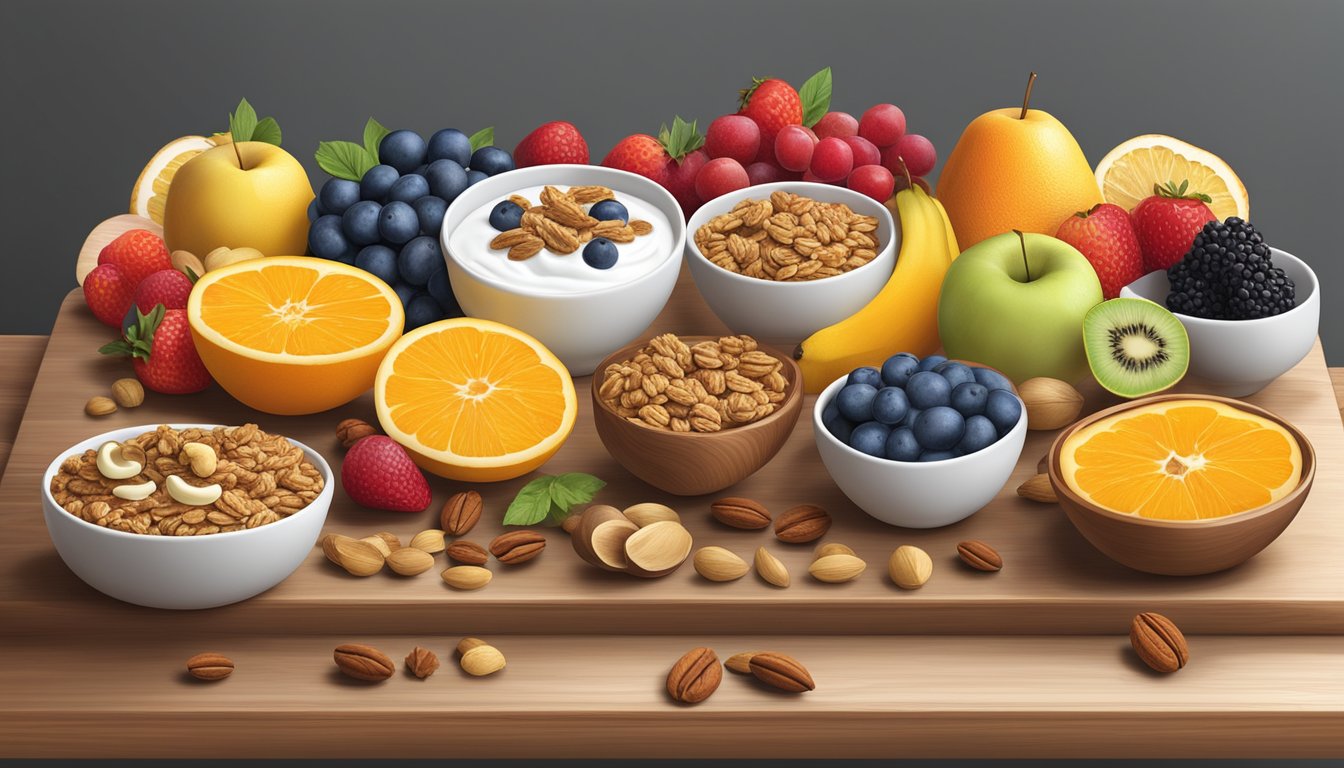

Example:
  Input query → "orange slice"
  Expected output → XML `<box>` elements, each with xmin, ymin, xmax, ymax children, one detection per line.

<box><xmin>374</xmin><ymin>317</ymin><xmax>577</xmax><ymax>482</ymax></box>
<box><xmin>1059</xmin><ymin>399</ymin><xmax>1301</xmax><ymax>521</ymax></box>
<box><xmin>187</xmin><ymin>256</ymin><xmax>404</xmax><ymax>415</ymax></box>
<box><xmin>130</xmin><ymin>134</ymin><xmax>231</xmax><ymax>225</ymax></box>
<box><xmin>1095</xmin><ymin>134</ymin><xmax>1249</xmax><ymax>221</ymax></box>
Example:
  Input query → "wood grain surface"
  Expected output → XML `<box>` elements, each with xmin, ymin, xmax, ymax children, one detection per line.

<box><xmin>0</xmin><ymin>336</ymin><xmax>47</xmax><ymax>477</ymax></box>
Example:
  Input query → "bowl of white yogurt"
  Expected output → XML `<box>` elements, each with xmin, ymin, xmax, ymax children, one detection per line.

<box><xmin>441</xmin><ymin>164</ymin><xmax>685</xmax><ymax>375</ymax></box>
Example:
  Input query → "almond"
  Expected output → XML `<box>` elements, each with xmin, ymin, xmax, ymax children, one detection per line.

<box><xmin>446</xmin><ymin>540</ymin><xmax>489</xmax><ymax>566</ymax></box>
<box><xmin>956</xmin><ymin>539</ymin><xmax>1003</xmax><ymax>572</ymax></box>
<box><xmin>774</xmin><ymin>504</ymin><xmax>831</xmax><ymax>543</ymax></box>
<box><xmin>490</xmin><ymin>530</ymin><xmax>546</xmax><ymax>565</ymax></box>
<box><xmin>693</xmin><ymin>546</ymin><xmax>748</xmax><ymax>582</ymax></box>
<box><xmin>572</xmin><ymin>505</ymin><xmax>638</xmax><ymax>572</ymax></box>
<box><xmin>441</xmin><ymin>490</ymin><xmax>483</xmax><ymax>536</ymax></box>
<box><xmin>710</xmin><ymin>497</ymin><xmax>771</xmax><ymax>529</ymax></box>
<box><xmin>333</xmin><ymin>643</ymin><xmax>394</xmax><ymax>682</ymax></box>
<box><xmin>386</xmin><ymin>546</ymin><xmax>435</xmax><ymax>576</ymax></box>
<box><xmin>1019</xmin><ymin>377</ymin><xmax>1084</xmax><ymax>430</ymax></box>
<box><xmin>667</xmin><ymin>647</ymin><xmax>722</xmax><ymax>704</ymax></box>
<box><xmin>408</xmin><ymin>529</ymin><xmax>446</xmax><ymax>554</ymax></box>
<box><xmin>813</xmin><ymin>542</ymin><xmax>855</xmax><ymax>561</ymax></box>
<box><xmin>459</xmin><ymin>642</ymin><xmax>507</xmax><ymax>677</ymax></box>
<box><xmin>624</xmin><ymin>520</ymin><xmax>693</xmax><ymax>578</ymax></box>
<box><xmin>1130</xmin><ymin>612</ymin><xmax>1189</xmax><ymax>673</ymax></box>
<box><xmin>441</xmin><ymin>565</ymin><xmax>492</xmax><ymax>590</ymax></box>
<box><xmin>724</xmin><ymin>651</ymin><xmax>758</xmax><ymax>675</ymax></box>
<box><xmin>754</xmin><ymin>547</ymin><xmax>790</xmax><ymax>588</ymax></box>
<box><xmin>1017</xmin><ymin>474</ymin><xmax>1058</xmax><ymax>503</ymax></box>
<box><xmin>110</xmin><ymin>378</ymin><xmax>145</xmax><ymax>409</ymax></box>
<box><xmin>186</xmin><ymin>652</ymin><xmax>234</xmax><ymax>681</ymax></box>
<box><xmin>360</xmin><ymin>535</ymin><xmax>392</xmax><ymax>558</ymax></box>
<box><xmin>888</xmin><ymin>545</ymin><xmax>932</xmax><ymax>589</ymax></box>
<box><xmin>748</xmin><ymin>651</ymin><xmax>814</xmax><ymax>693</ymax></box>
<box><xmin>808</xmin><ymin>553</ymin><xmax>866</xmax><ymax>583</ymax></box>
<box><xmin>622</xmin><ymin>502</ymin><xmax>681</xmax><ymax>528</ymax></box>
<box><xmin>85</xmin><ymin>396</ymin><xmax>117</xmax><ymax>417</ymax></box>
<box><xmin>333</xmin><ymin>537</ymin><xmax>385</xmax><ymax>577</ymax></box>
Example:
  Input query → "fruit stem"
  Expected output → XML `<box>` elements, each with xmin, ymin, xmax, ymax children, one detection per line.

<box><xmin>1019</xmin><ymin>72</ymin><xmax>1037</xmax><ymax>120</ymax></box>
<box><xmin>232</xmin><ymin>139</ymin><xmax>246</xmax><ymax>171</ymax></box>
<box><xmin>1014</xmin><ymin>229</ymin><xmax>1032</xmax><ymax>282</ymax></box>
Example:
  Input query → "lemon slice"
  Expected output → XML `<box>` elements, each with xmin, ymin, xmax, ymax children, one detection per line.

<box><xmin>130</xmin><ymin>134</ymin><xmax>231</xmax><ymax>225</ymax></box>
<box><xmin>1095</xmin><ymin>135</ymin><xmax>1249</xmax><ymax>221</ymax></box>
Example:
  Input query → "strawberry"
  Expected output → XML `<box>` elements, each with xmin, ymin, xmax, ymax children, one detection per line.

<box><xmin>133</xmin><ymin>269</ymin><xmax>194</xmax><ymax>314</ymax></box>
<box><xmin>1131</xmin><ymin>180</ymin><xmax>1217</xmax><ymax>272</ymax></box>
<box><xmin>738</xmin><ymin>77</ymin><xmax>802</xmax><ymax>164</ymax></box>
<box><xmin>340</xmin><ymin>435</ymin><xmax>431</xmax><ymax>512</ymax></box>
<box><xmin>99</xmin><ymin>305</ymin><xmax>211</xmax><ymax>395</ymax></box>
<box><xmin>601</xmin><ymin>116</ymin><xmax>705</xmax><ymax>198</ymax></box>
<box><xmin>83</xmin><ymin>263</ymin><xmax>136</xmax><ymax>327</ymax></box>
<box><xmin>513</xmin><ymin>121</ymin><xmax>589</xmax><ymax>167</ymax></box>
<box><xmin>602</xmin><ymin>134</ymin><xmax>670</xmax><ymax>184</ymax></box>
<box><xmin>97</xmin><ymin>229</ymin><xmax>171</xmax><ymax>285</ymax></box>
<box><xmin>1055</xmin><ymin>203</ymin><xmax>1145</xmax><ymax>299</ymax></box>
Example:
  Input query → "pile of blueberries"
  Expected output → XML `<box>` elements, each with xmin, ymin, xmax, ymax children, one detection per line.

<box><xmin>822</xmin><ymin>353</ymin><xmax>1023</xmax><ymax>462</ymax></box>
<box><xmin>306</xmin><ymin>128</ymin><xmax>516</xmax><ymax>329</ymax></box>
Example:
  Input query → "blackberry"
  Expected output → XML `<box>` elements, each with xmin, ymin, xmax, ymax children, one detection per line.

<box><xmin>1166</xmin><ymin>217</ymin><xmax>1295</xmax><ymax>320</ymax></box>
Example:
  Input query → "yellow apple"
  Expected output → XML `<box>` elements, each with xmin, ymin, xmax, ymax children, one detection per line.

<box><xmin>163</xmin><ymin>141</ymin><xmax>313</xmax><ymax>258</ymax></box>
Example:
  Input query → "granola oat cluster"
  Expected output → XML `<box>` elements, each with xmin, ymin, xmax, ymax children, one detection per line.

<box><xmin>488</xmin><ymin>185</ymin><xmax>654</xmax><ymax>261</ymax></box>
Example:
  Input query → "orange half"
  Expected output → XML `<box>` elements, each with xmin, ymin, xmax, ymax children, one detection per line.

<box><xmin>1059</xmin><ymin>399</ymin><xmax>1301</xmax><ymax>521</ymax></box>
<box><xmin>374</xmin><ymin>317</ymin><xmax>577</xmax><ymax>482</ymax></box>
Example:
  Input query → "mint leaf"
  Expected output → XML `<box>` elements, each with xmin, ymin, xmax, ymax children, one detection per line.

<box><xmin>363</xmin><ymin>117</ymin><xmax>390</xmax><ymax>161</ymax></box>
<box><xmin>503</xmin><ymin>476</ymin><xmax>556</xmax><ymax>526</ymax></box>
<box><xmin>799</xmin><ymin>67</ymin><xmax>833</xmax><ymax>127</ymax></box>
<box><xmin>229</xmin><ymin>98</ymin><xmax>258</xmax><ymax>143</ymax></box>
<box><xmin>251</xmin><ymin>117</ymin><xmax>282</xmax><ymax>146</ymax></box>
<box><xmin>315</xmin><ymin>140</ymin><xmax>376</xmax><ymax>181</ymax></box>
<box><xmin>469</xmin><ymin>127</ymin><xmax>494</xmax><ymax>152</ymax></box>
<box><xmin>548</xmin><ymin>472</ymin><xmax>606</xmax><ymax>512</ymax></box>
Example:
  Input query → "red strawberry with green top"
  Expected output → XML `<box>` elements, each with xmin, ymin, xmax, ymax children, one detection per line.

<box><xmin>97</xmin><ymin>228</ymin><xmax>171</xmax><ymax>285</ymax></box>
<box><xmin>83</xmin><ymin>263</ymin><xmax>137</xmax><ymax>327</ymax></box>
<box><xmin>602</xmin><ymin>116</ymin><xmax>705</xmax><ymax>194</ymax></box>
<box><xmin>99</xmin><ymin>305</ymin><xmax>211</xmax><ymax>394</ymax></box>
<box><xmin>1055</xmin><ymin>203</ymin><xmax>1145</xmax><ymax>299</ymax></box>
<box><xmin>739</xmin><ymin>77</ymin><xmax>802</xmax><ymax>164</ymax></box>
<box><xmin>1131</xmin><ymin>180</ymin><xmax>1218</xmax><ymax>272</ymax></box>
<box><xmin>340</xmin><ymin>435</ymin><xmax>431</xmax><ymax>512</ymax></box>
<box><xmin>513</xmin><ymin>121</ymin><xmax>590</xmax><ymax>167</ymax></box>
<box><xmin>133</xmin><ymin>269</ymin><xmax>194</xmax><ymax>314</ymax></box>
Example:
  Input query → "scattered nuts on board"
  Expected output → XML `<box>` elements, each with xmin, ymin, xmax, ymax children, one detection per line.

<box><xmin>710</xmin><ymin>496</ymin><xmax>772</xmax><ymax>529</ymax></box>
<box><xmin>1017</xmin><ymin>474</ymin><xmax>1058</xmax><ymax>503</ymax></box>
<box><xmin>405</xmin><ymin>646</ymin><xmax>440</xmax><ymax>679</ymax></box>
<box><xmin>328</xmin><ymin>536</ymin><xmax>385</xmax><ymax>577</ymax></box>
<box><xmin>573</xmin><ymin>505</ymin><xmax>693</xmax><ymax>577</ymax></box>
<box><xmin>374</xmin><ymin>532</ymin><xmax>401</xmax><ymax>552</ymax></box>
<box><xmin>623</xmin><ymin>520</ymin><xmax>694</xmax><ymax>577</ymax></box>
<box><xmin>490</xmin><ymin>530</ymin><xmax>547</xmax><ymax>565</ymax></box>
<box><xmin>85</xmin><ymin>396</ymin><xmax>117</xmax><ymax>417</ymax></box>
<box><xmin>813</xmin><ymin>542</ymin><xmax>856</xmax><ymax>560</ymax></box>
<box><xmin>185</xmin><ymin>652</ymin><xmax>234</xmax><ymax>681</ymax></box>
<box><xmin>110</xmin><ymin>378</ymin><xmax>145</xmax><ymax>409</ymax></box>
<box><xmin>667</xmin><ymin>647</ymin><xmax>722</xmax><ymax>704</ymax></box>
<box><xmin>889</xmin><ymin>545</ymin><xmax>933</xmax><ymax>589</ymax></box>
<box><xmin>754</xmin><ymin>547</ymin><xmax>790</xmax><ymax>588</ymax></box>
<box><xmin>442</xmin><ymin>490</ymin><xmax>483</xmax><ymax>536</ymax></box>
<box><xmin>1018</xmin><ymin>377</ymin><xmax>1084</xmax><ymax>430</ymax></box>
<box><xmin>694</xmin><ymin>546</ymin><xmax>749</xmax><ymax>582</ymax></box>
<box><xmin>724</xmin><ymin>651</ymin><xmax>758</xmax><ymax>675</ymax></box>
<box><xmin>446</xmin><ymin>540</ymin><xmax>489</xmax><ymax>566</ymax></box>
<box><xmin>334</xmin><ymin>643</ymin><xmax>395</xmax><ymax>682</ymax></box>
<box><xmin>335</xmin><ymin>418</ymin><xmax>377</xmax><ymax>448</ymax></box>
<box><xmin>442</xmin><ymin>565</ymin><xmax>493</xmax><ymax>590</ymax></box>
<box><xmin>361</xmin><ymin>535</ymin><xmax>393</xmax><ymax>558</ymax></box>
<box><xmin>409</xmin><ymin>529</ymin><xmax>446</xmax><ymax>554</ymax></box>
<box><xmin>809</xmin><ymin>553</ymin><xmax>867</xmax><ymax>583</ymax></box>
<box><xmin>622</xmin><ymin>502</ymin><xmax>681</xmax><ymax>528</ymax></box>
<box><xmin>458</xmin><ymin>638</ymin><xmax>506</xmax><ymax>677</ymax></box>
<box><xmin>956</xmin><ymin>540</ymin><xmax>1003</xmax><ymax>572</ymax></box>
<box><xmin>387</xmin><ymin>547</ymin><xmax>435</xmax><ymax>576</ymax></box>
<box><xmin>748</xmin><ymin>652</ymin><xmax>815</xmax><ymax>693</ymax></box>
<box><xmin>1130</xmin><ymin>612</ymin><xmax>1189</xmax><ymax>674</ymax></box>
<box><xmin>774</xmin><ymin>504</ymin><xmax>832</xmax><ymax>543</ymax></box>
<box><xmin>572</xmin><ymin>505</ymin><xmax>638</xmax><ymax>571</ymax></box>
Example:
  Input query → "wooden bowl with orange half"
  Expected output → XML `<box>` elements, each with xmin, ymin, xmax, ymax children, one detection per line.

<box><xmin>1047</xmin><ymin>394</ymin><xmax>1316</xmax><ymax>576</ymax></box>
<box><xmin>591</xmin><ymin>336</ymin><xmax>803</xmax><ymax>496</ymax></box>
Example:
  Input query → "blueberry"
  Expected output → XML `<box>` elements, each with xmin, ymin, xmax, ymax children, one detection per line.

<box><xmin>360</xmin><ymin>164</ymin><xmax>399</xmax><ymax>202</ymax></box>
<box><xmin>307</xmin><ymin>215</ymin><xmax>349</xmax><ymax>260</ymax></box>
<box><xmin>425</xmin><ymin>159</ymin><xmax>468</xmax><ymax>203</ymax></box>
<box><xmin>391</xmin><ymin>281</ymin><xmax>416</xmax><ymax>307</ymax></box>
<box><xmin>905</xmin><ymin>371</ymin><xmax>951</xmax><ymax>409</ymax></box>
<box><xmin>355</xmin><ymin>244</ymin><xmax>398</xmax><ymax>284</ymax></box>
<box><xmin>582</xmin><ymin>238</ymin><xmax>619</xmax><ymax>270</ymax></box>
<box><xmin>919</xmin><ymin>450</ymin><xmax>959</xmax><ymax>462</ymax></box>
<box><xmin>589</xmin><ymin>199</ymin><xmax>629</xmax><ymax>223</ymax></box>
<box><xmin>413</xmin><ymin>164</ymin><xmax>429</xmax><ymax>176</ymax></box>
<box><xmin>957</xmin><ymin>415</ymin><xmax>998</xmax><ymax>455</ymax></box>
<box><xmin>469</xmin><ymin>146</ymin><xmax>515</xmax><ymax>176</ymax></box>
<box><xmin>884</xmin><ymin>427</ymin><xmax>921</xmax><ymax>461</ymax></box>
<box><xmin>913</xmin><ymin>406</ymin><xmax>966</xmax><ymax>451</ymax></box>
<box><xmin>398</xmin><ymin>236</ymin><xmax>443</xmax><ymax>286</ymax></box>
<box><xmin>848</xmin><ymin>421</ymin><xmax>891</xmax><ymax>458</ymax></box>
<box><xmin>404</xmin><ymin>294</ymin><xmax>444</xmax><ymax>330</ymax></box>
<box><xmin>427</xmin><ymin>128</ymin><xmax>472</xmax><ymax>166</ymax></box>
<box><xmin>822</xmin><ymin>402</ymin><xmax>854</xmax><ymax>444</ymax></box>
<box><xmin>465</xmin><ymin>169</ymin><xmax>488</xmax><ymax>187</ymax></box>
<box><xmin>412</xmin><ymin>195</ymin><xmax>448</xmax><ymax>236</ymax></box>
<box><xmin>950</xmin><ymin>381</ymin><xmax>988</xmax><ymax>417</ymax></box>
<box><xmin>378</xmin><ymin>201</ymin><xmax>420</xmax><ymax>245</ymax></box>
<box><xmin>319</xmin><ymin>178</ymin><xmax>360</xmax><ymax>215</ymax></box>
<box><xmin>916</xmin><ymin>354</ymin><xmax>947</xmax><ymax>373</ymax></box>
<box><xmin>331</xmin><ymin>244</ymin><xmax>358</xmax><ymax>265</ymax></box>
<box><xmin>379</xmin><ymin>130</ymin><xmax>427</xmax><ymax>174</ymax></box>
<box><xmin>341</xmin><ymin>200</ymin><xmax>383</xmax><ymax>246</ymax></box>
<box><xmin>880</xmin><ymin>353</ymin><xmax>919</xmax><ymax>387</ymax></box>
<box><xmin>871</xmin><ymin>386</ymin><xmax>909</xmax><ymax>426</ymax></box>
<box><xmin>846</xmin><ymin>366</ymin><xmax>882</xmax><ymax>388</ymax></box>
<box><xmin>903</xmin><ymin>407</ymin><xmax>922</xmax><ymax>430</ymax></box>
<box><xmin>427</xmin><ymin>268</ymin><xmax>461</xmax><ymax>317</ymax></box>
<box><xmin>936</xmin><ymin>361</ymin><xmax>976</xmax><ymax>389</ymax></box>
<box><xmin>489</xmin><ymin>200</ymin><xmax>525</xmax><ymax>232</ymax></box>
<box><xmin>387</xmin><ymin>173</ymin><xmax>430</xmax><ymax>204</ymax></box>
<box><xmin>972</xmin><ymin>366</ymin><xmax>1014</xmax><ymax>392</ymax></box>
<box><xmin>985</xmin><ymin>389</ymin><xmax>1024</xmax><ymax>436</ymax></box>
<box><xmin>836</xmin><ymin>383</ymin><xmax>878</xmax><ymax>423</ymax></box>
<box><xmin>307</xmin><ymin>198</ymin><xmax>322</xmax><ymax>222</ymax></box>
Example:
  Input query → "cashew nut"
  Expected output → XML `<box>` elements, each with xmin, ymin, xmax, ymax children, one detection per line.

<box><xmin>165</xmin><ymin>474</ymin><xmax>222</xmax><ymax>506</ymax></box>
<box><xmin>96</xmin><ymin>441</ymin><xmax>144</xmax><ymax>480</ymax></box>
<box><xmin>179</xmin><ymin>442</ymin><xmax>218</xmax><ymax>478</ymax></box>
<box><xmin>112</xmin><ymin>480</ymin><xmax>157</xmax><ymax>500</ymax></box>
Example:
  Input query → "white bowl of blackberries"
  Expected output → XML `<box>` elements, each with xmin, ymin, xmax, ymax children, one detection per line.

<box><xmin>813</xmin><ymin>353</ymin><xmax>1028</xmax><ymax>529</ymax></box>
<box><xmin>1122</xmin><ymin>217</ymin><xmax>1320</xmax><ymax>397</ymax></box>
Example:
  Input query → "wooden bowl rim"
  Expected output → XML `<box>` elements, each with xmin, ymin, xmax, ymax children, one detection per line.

<box><xmin>590</xmin><ymin>335</ymin><xmax>804</xmax><ymax>441</ymax></box>
<box><xmin>1047</xmin><ymin>393</ymin><xmax>1317</xmax><ymax>530</ymax></box>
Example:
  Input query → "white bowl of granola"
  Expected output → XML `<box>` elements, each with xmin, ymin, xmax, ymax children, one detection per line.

<box><xmin>685</xmin><ymin>182</ymin><xmax>897</xmax><ymax>345</ymax></box>
<box><xmin>42</xmin><ymin>424</ymin><xmax>332</xmax><ymax>610</ymax></box>
<box><xmin>442</xmin><ymin>164</ymin><xmax>686</xmax><ymax>376</ymax></box>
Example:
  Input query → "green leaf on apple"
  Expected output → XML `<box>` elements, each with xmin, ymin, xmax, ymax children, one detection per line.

<box><xmin>469</xmin><ymin>127</ymin><xmax>494</xmax><ymax>152</ymax></box>
<box><xmin>250</xmin><ymin>117</ymin><xmax>282</xmax><ymax>147</ymax></box>
<box><xmin>315</xmin><ymin>140</ymin><xmax>377</xmax><ymax>181</ymax></box>
<box><xmin>229</xmin><ymin>98</ymin><xmax>258</xmax><ymax>145</ymax></box>
<box><xmin>363</xmin><ymin>117</ymin><xmax>390</xmax><ymax>162</ymax></box>
<box><xmin>799</xmin><ymin>67</ymin><xmax>832</xmax><ymax>128</ymax></box>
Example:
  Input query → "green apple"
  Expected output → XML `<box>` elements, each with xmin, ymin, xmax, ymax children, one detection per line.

<box><xmin>163</xmin><ymin>141</ymin><xmax>313</xmax><ymax>259</ymax></box>
<box><xmin>937</xmin><ymin>231</ymin><xmax>1102</xmax><ymax>384</ymax></box>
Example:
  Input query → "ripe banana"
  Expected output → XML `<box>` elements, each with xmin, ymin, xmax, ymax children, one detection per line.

<box><xmin>795</xmin><ymin>185</ymin><xmax>955</xmax><ymax>393</ymax></box>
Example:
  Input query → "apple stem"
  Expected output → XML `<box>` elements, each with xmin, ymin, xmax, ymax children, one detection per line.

<box><xmin>232</xmin><ymin>139</ymin><xmax>246</xmax><ymax>171</ymax></box>
<box><xmin>1019</xmin><ymin>71</ymin><xmax>1037</xmax><ymax>120</ymax></box>
<box><xmin>1014</xmin><ymin>229</ymin><xmax>1032</xmax><ymax>282</ymax></box>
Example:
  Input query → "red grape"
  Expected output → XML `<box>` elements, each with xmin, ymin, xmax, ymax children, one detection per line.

<box><xmin>887</xmin><ymin>133</ymin><xmax>936</xmax><ymax>177</ymax></box>
<box><xmin>774</xmin><ymin>125</ymin><xmax>816</xmax><ymax>172</ymax></box>
<box><xmin>847</xmin><ymin>164</ymin><xmax>895</xmax><ymax>202</ymax></box>
<box><xmin>809</xmin><ymin>137</ymin><xmax>853</xmax><ymax>182</ymax></box>
<box><xmin>704</xmin><ymin>115</ymin><xmax>761</xmax><ymax>165</ymax></box>
<box><xmin>813</xmin><ymin>111</ymin><xmax>859</xmax><ymax>140</ymax></box>
<box><xmin>745</xmin><ymin>161</ymin><xmax>784</xmax><ymax>186</ymax></box>
<box><xmin>841</xmin><ymin>135</ymin><xmax>881</xmax><ymax>168</ymax></box>
<box><xmin>858</xmin><ymin>103</ymin><xmax>907</xmax><ymax>147</ymax></box>
<box><xmin>695</xmin><ymin>157</ymin><xmax>750</xmax><ymax>202</ymax></box>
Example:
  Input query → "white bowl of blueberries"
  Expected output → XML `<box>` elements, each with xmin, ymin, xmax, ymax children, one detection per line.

<box><xmin>813</xmin><ymin>352</ymin><xmax>1027</xmax><ymax>529</ymax></box>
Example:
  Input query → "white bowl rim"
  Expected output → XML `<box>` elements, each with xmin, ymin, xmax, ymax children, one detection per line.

<box><xmin>684</xmin><ymin>181</ymin><xmax>897</xmax><ymax>291</ymax></box>
<box><xmin>43</xmin><ymin>423</ymin><xmax>333</xmax><ymax>543</ymax></box>
<box><xmin>441</xmin><ymin>164</ymin><xmax>687</xmax><ymax>301</ymax></box>
<box><xmin>811</xmin><ymin>373</ymin><xmax>1027</xmax><ymax>466</ymax></box>
<box><xmin>1120</xmin><ymin>247</ymin><xmax>1319</xmax><ymax>329</ymax></box>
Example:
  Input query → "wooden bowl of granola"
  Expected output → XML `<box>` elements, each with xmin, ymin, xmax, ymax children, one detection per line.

<box><xmin>591</xmin><ymin>334</ymin><xmax>803</xmax><ymax>496</ymax></box>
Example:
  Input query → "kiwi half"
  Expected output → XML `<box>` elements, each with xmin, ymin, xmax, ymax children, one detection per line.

<box><xmin>1084</xmin><ymin>298</ymin><xmax>1190</xmax><ymax>398</ymax></box>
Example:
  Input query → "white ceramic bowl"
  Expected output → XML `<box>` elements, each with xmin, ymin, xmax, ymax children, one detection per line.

<box><xmin>1120</xmin><ymin>248</ymin><xmax>1320</xmax><ymax>397</ymax></box>
<box><xmin>441</xmin><ymin>164</ymin><xmax>686</xmax><ymax>376</ymax></box>
<box><xmin>42</xmin><ymin>424</ymin><xmax>332</xmax><ymax>610</ymax></box>
<box><xmin>684</xmin><ymin>181</ymin><xmax>897</xmax><ymax>346</ymax></box>
<box><xmin>812</xmin><ymin>376</ymin><xmax>1027</xmax><ymax>528</ymax></box>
